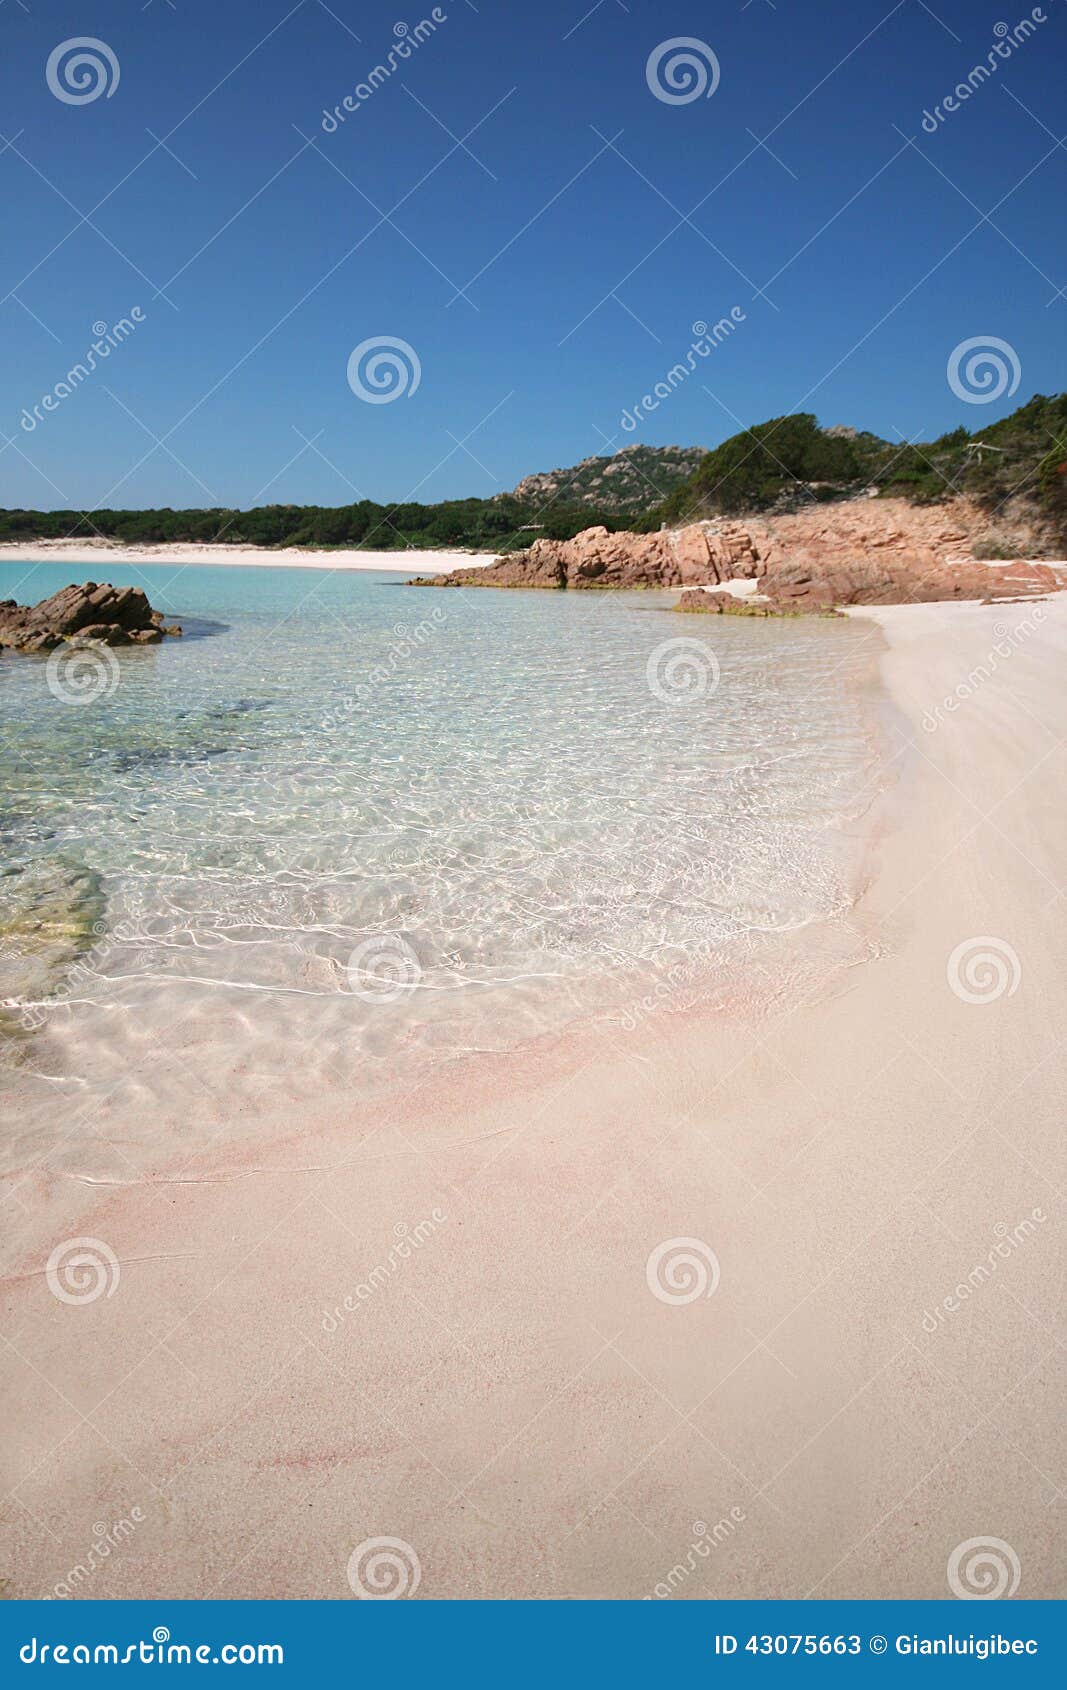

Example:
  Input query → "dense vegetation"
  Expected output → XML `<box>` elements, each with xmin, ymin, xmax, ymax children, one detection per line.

<box><xmin>0</xmin><ymin>445</ymin><xmax>705</xmax><ymax>553</ymax></box>
<box><xmin>4</xmin><ymin>395</ymin><xmax>1062</xmax><ymax>553</ymax></box>
<box><xmin>0</xmin><ymin>494</ymin><xmax>626</xmax><ymax>554</ymax></box>
<box><xmin>650</xmin><ymin>394</ymin><xmax>1067</xmax><ymax>530</ymax></box>
<box><xmin>649</xmin><ymin>414</ymin><xmax>870</xmax><ymax>523</ymax></box>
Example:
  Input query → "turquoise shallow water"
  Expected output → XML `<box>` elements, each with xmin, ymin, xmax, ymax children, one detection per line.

<box><xmin>0</xmin><ymin>559</ymin><xmax>884</xmax><ymax>1161</ymax></box>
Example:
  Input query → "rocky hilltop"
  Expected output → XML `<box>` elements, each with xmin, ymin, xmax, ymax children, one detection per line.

<box><xmin>409</xmin><ymin>496</ymin><xmax>1064</xmax><ymax>612</ymax></box>
<box><xmin>0</xmin><ymin>582</ymin><xmax>181</xmax><ymax>653</ymax></box>
<box><xmin>506</xmin><ymin>444</ymin><xmax>707</xmax><ymax>519</ymax></box>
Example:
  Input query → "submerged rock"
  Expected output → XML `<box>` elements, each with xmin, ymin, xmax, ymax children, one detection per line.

<box><xmin>0</xmin><ymin>858</ymin><xmax>107</xmax><ymax>1051</ymax></box>
<box><xmin>0</xmin><ymin>582</ymin><xmax>182</xmax><ymax>653</ymax></box>
<box><xmin>674</xmin><ymin>589</ymin><xmax>833</xmax><ymax>618</ymax></box>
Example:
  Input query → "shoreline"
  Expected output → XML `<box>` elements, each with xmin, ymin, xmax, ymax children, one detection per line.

<box><xmin>0</xmin><ymin>539</ymin><xmax>500</xmax><ymax>574</ymax></box>
<box><xmin>2</xmin><ymin>596</ymin><xmax>1064</xmax><ymax>1598</ymax></box>
<box><xmin>3</xmin><ymin>535</ymin><xmax>1063</xmax><ymax>601</ymax></box>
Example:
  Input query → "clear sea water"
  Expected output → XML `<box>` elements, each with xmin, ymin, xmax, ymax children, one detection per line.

<box><xmin>0</xmin><ymin>559</ymin><xmax>884</xmax><ymax>1166</ymax></box>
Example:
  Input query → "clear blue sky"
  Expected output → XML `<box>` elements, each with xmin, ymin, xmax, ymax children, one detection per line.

<box><xmin>2</xmin><ymin>0</ymin><xmax>1065</xmax><ymax>511</ymax></box>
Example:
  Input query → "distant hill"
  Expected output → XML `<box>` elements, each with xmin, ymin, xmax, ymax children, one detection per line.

<box><xmin>507</xmin><ymin>445</ymin><xmax>707</xmax><ymax>518</ymax></box>
<box><xmin>2</xmin><ymin>398</ymin><xmax>1062</xmax><ymax>555</ymax></box>
<box><xmin>651</xmin><ymin>395</ymin><xmax>1067</xmax><ymax>541</ymax></box>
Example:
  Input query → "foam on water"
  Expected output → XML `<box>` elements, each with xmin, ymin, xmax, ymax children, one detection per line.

<box><xmin>0</xmin><ymin>561</ymin><xmax>885</xmax><ymax>1166</ymax></box>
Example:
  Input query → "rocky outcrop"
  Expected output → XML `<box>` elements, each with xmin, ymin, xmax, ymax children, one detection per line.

<box><xmin>741</xmin><ymin>552</ymin><xmax>1060</xmax><ymax>614</ymax></box>
<box><xmin>410</xmin><ymin>522</ymin><xmax>761</xmax><ymax>592</ymax></box>
<box><xmin>742</xmin><ymin>496</ymin><xmax>1062</xmax><ymax>610</ymax></box>
<box><xmin>0</xmin><ymin>582</ymin><xmax>182</xmax><ymax>653</ymax></box>
<box><xmin>412</xmin><ymin>497</ymin><xmax>1064</xmax><ymax>613</ymax></box>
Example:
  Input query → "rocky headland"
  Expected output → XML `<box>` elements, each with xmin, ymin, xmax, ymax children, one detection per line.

<box><xmin>0</xmin><ymin>581</ymin><xmax>182</xmax><ymax>653</ymax></box>
<box><xmin>409</xmin><ymin>495</ymin><xmax>1064</xmax><ymax>613</ymax></box>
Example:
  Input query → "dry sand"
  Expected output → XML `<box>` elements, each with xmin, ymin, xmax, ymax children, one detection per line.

<box><xmin>2</xmin><ymin>594</ymin><xmax>1064</xmax><ymax>1600</ymax></box>
<box><xmin>0</xmin><ymin>539</ymin><xmax>497</xmax><ymax>574</ymax></box>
